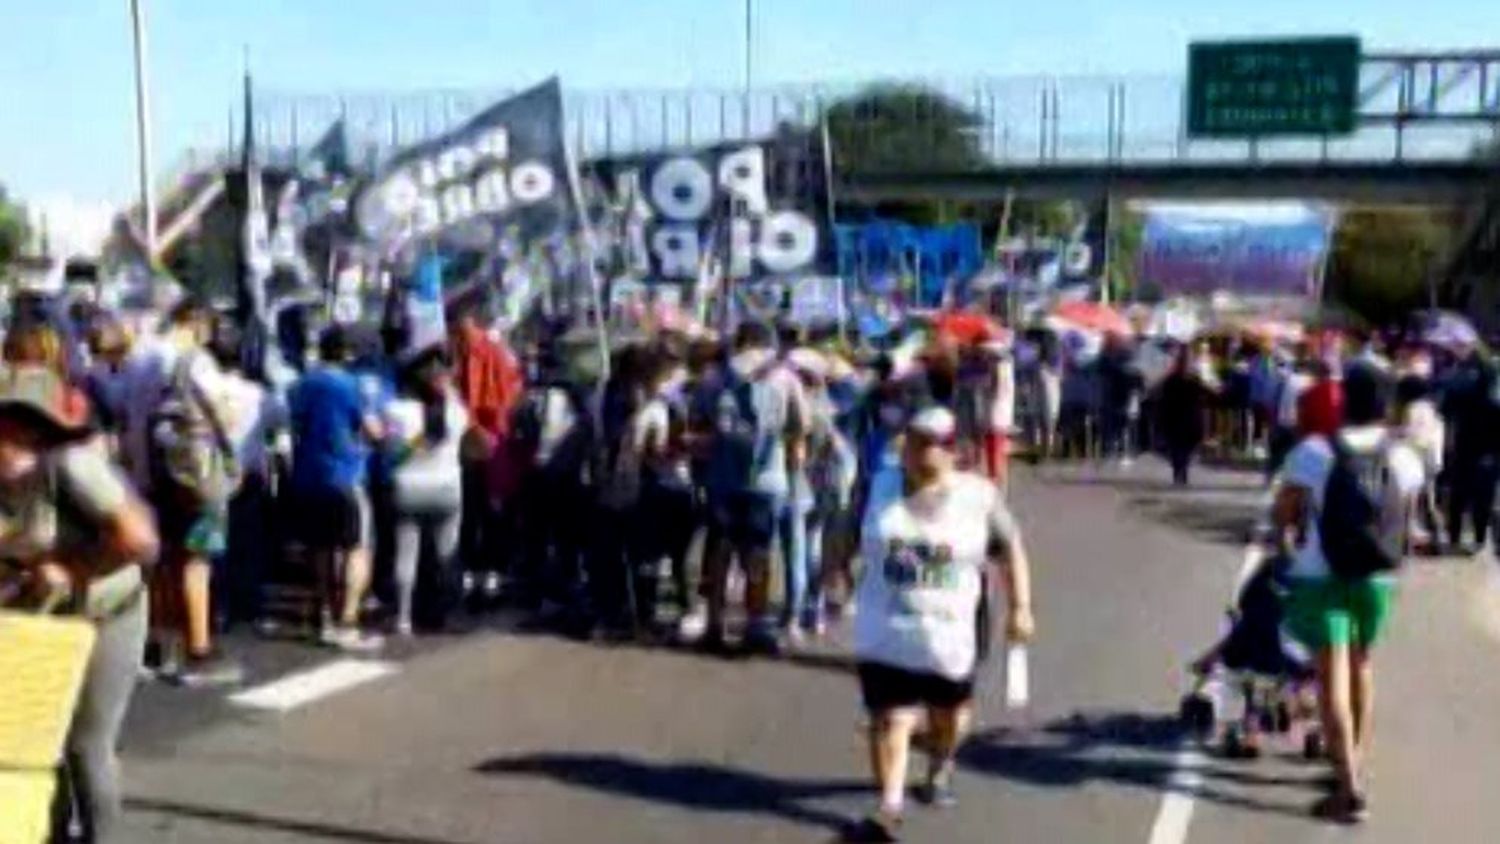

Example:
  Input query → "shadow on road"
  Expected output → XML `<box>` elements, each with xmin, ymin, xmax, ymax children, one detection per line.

<box><xmin>1123</xmin><ymin>495</ymin><xmax>1260</xmax><ymax>548</ymax></box>
<box><xmin>475</xmin><ymin>752</ymin><xmax>864</xmax><ymax>833</ymax></box>
<box><xmin>125</xmin><ymin>797</ymin><xmax>478</xmax><ymax>844</ymax></box>
<box><xmin>960</xmin><ymin>711</ymin><xmax>1317</xmax><ymax>820</ymax></box>
<box><xmin>1042</xmin><ymin>473</ymin><xmax>1260</xmax><ymax>497</ymax></box>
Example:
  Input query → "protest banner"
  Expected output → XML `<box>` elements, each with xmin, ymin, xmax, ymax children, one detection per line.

<box><xmin>1136</xmin><ymin>202</ymin><xmax>1335</xmax><ymax>298</ymax></box>
<box><xmin>357</xmin><ymin>78</ymin><xmax>571</xmax><ymax>252</ymax></box>
<box><xmin>602</xmin><ymin>138</ymin><xmax>829</xmax><ymax>284</ymax></box>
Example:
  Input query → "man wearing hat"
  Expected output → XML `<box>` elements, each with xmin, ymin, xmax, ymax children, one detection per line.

<box><xmin>0</xmin><ymin>364</ymin><xmax>159</xmax><ymax>842</ymax></box>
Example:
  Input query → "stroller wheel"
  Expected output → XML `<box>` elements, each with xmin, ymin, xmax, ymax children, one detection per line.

<box><xmin>1179</xmin><ymin>692</ymin><xmax>1216</xmax><ymax>734</ymax></box>
<box><xmin>1302</xmin><ymin>731</ymin><xmax>1325</xmax><ymax>761</ymax></box>
<box><xmin>1274</xmin><ymin>701</ymin><xmax>1295</xmax><ymax>734</ymax></box>
<box><xmin>1256</xmin><ymin>707</ymin><xmax>1279</xmax><ymax>734</ymax></box>
<box><xmin>1222</xmin><ymin>726</ymin><xmax>1262</xmax><ymax>760</ymax></box>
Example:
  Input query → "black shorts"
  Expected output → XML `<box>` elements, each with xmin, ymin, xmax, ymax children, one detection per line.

<box><xmin>708</xmin><ymin>491</ymin><xmax>778</xmax><ymax>552</ymax></box>
<box><xmin>152</xmin><ymin>485</ymin><xmax>215</xmax><ymax>553</ymax></box>
<box><xmin>857</xmin><ymin>661</ymin><xmax>975</xmax><ymax>712</ymax></box>
<box><xmin>290</xmin><ymin>486</ymin><xmax>372</xmax><ymax>551</ymax></box>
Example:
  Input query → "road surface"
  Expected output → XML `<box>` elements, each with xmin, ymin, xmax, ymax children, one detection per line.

<box><xmin>115</xmin><ymin>461</ymin><xmax>1500</xmax><ymax>843</ymax></box>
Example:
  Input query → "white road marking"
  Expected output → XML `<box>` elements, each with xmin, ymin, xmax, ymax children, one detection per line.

<box><xmin>1149</xmin><ymin>742</ymin><xmax>1207</xmax><ymax>844</ymax></box>
<box><xmin>229</xmin><ymin>658</ymin><xmax>398</xmax><ymax>713</ymax></box>
<box><xmin>1149</xmin><ymin>529</ymin><xmax>1266</xmax><ymax>844</ymax></box>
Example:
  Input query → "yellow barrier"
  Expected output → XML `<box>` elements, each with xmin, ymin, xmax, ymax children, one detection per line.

<box><xmin>0</xmin><ymin>612</ymin><xmax>96</xmax><ymax>844</ymax></box>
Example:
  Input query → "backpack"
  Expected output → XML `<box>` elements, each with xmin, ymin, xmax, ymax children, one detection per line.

<box><xmin>710</xmin><ymin>370</ymin><xmax>775</xmax><ymax>494</ymax></box>
<box><xmin>150</xmin><ymin>352</ymin><xmax>243</xmax><ymax>507</ymax></box>
<box><xmin>1318</xmin><ymin>435</ymin><xmax>1403</xmax><ymax>580</ymax></box>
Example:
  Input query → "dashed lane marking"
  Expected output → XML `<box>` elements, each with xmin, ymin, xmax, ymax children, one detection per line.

<box><xmin>228</xmin><ymin>658</ymin><xmax>398</xmax><ymax>713</ymax></box>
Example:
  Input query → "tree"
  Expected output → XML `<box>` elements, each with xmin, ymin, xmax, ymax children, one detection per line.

<box><xmin>1325</xmin><ymin>207</ymin><xmax>1456</xmax><ymax>325</ymax></box>
<box><xmin>816</xmin><ymin>85</ymin><xmax>1093</xmax><ymax>235</ymax></box>
<box><xmin>823</xmin><ymin>84</ymin><xmax>988</xmax><ymax>177</ymax></box>
<box><xmin>0</xmin><ymin>184</ymin><xmax>28</xmax><ymax>269</ymax></box>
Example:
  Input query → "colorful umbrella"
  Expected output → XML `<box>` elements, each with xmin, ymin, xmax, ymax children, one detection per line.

<box><xmin>1051</xmin><ymin>300</ymin><xmax>1131</xmax><ymax>336</ymax></box>
<box><xmin>1418</xmin><ymin>310</ymin><xmax>1479</xmax><ymax>350</ymax></box>
<box><xmin>932</xmin><ymin>310</ymin><xmax>1009</xmax><ymax>346</ymax></box>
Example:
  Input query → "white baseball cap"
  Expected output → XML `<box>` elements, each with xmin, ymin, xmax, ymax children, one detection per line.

<box><xmin>906</xmin><ymin>406</ymin><xmax>957</xmax><ymax>442</ymax></box>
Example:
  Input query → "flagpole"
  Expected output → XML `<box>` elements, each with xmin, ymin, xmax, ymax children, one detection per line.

<box><xmin>743</xmin><ymin>0</ymin><xmax>754</xmax><ymax>137</ymax></box>
<box><xmin>819</xmin><ymin>114</ymin><xmax>846</xmax><ymax>344</ymax></box>
<box><xmin>562</xmin><ymin>137</ymin><xmax>612</xmax><ymax>391</ymax></box>
<box><xmin>129</xmin><ymin>0</ymin><xmax>157</xmax><ymax>258</ymax></box>
<box><xmin>1101</xmin><ymin>194</ymin><xmax>1113</xmax><ymax>306</ymax></box>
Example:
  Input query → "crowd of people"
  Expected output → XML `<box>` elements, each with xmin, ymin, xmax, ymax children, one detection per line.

<box><xmin>0</xmin><ymin>285</ymin><xmax>1040</xmax><ymax>841</ymax></box>
<box><xmin>6</xmin><ymin>275</ymin><xmax>1497</xmax><ymax>838</ymax></box>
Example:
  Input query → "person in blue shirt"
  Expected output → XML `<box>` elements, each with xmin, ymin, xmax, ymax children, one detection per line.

<box><xmin>288</xmin><ymin>326</ymin><xmax>386</xmax><ymax>652</ymax></box>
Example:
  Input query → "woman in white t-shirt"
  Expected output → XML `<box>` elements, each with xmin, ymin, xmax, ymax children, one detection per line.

<box><xmin>847</xmin><ymin>407</ymin><xmax>1035</xmax><ymax>841</ymax></box>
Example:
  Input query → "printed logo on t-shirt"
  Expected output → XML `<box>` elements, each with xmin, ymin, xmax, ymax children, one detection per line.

<box><xmin>882</xmin><ymin>539</ymin><xmax>959</xmax><ymax>590</ymax></box>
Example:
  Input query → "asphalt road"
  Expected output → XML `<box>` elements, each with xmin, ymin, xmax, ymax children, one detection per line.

<box><xmin>114</xmin><ymin>460</ymin><xmax>1500</xmax><ymax>843</ymax></box>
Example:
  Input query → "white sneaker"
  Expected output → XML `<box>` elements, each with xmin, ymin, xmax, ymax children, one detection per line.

<box><xmin>323</xmin><ymin>626</ymin><xmax>385</xmax><ymax>654</ymax></box>
<box><xmin>677</xmin><ymin>605</ymin><xmax>708</xmax><ymax>643</ymax></box>
<box><xmin>482</xmin><ymin>571</ymin><xmax>503</xmax><ymax>598</ymax></box>
<box><xmin>392</xmin><ymin>619</ymin><xmax>414</xmax><ymax>639</ymax></box>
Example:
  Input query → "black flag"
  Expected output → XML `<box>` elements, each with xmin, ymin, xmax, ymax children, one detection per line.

<box><xmin>356</xmin><ymin>78</ymin><xmax>571</xmax><ymax>253</ymax></box>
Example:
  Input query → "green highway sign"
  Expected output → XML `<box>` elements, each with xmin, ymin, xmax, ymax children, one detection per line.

<box><xmin>1186</xmin><ymin>36</ymin><xmax>1362</xmax><ymax>138</ymax></box>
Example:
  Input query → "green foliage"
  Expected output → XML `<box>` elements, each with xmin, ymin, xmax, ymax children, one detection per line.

<box><xmin>0</xmin><ymin>184</ymin><xmax>29</xmax><ymax>269</ymax></box>
<box><xmin>1326</xmin><ymin>207</ymin><xmax>1455</xmax><ymax>325</ymax></box>
<box><xmin>1105</xmin><ymin>204</ymin><xmax>1144</xmax><ymax>301</ymax></box>
<box><xmin>823</xmin><ymin>84</ymin><xmax>988</xmax><ymax>176</ymax></box>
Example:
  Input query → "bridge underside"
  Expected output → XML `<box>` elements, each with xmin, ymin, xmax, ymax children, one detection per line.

<box><xmin>842</xmin><ymin>161</ymin><xmax>1494</xmax><ymax>205</ymax></box>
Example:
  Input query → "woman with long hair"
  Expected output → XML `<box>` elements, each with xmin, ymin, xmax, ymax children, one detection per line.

<box><xmin>386</xmin><ymin>348</ymin><xmax>469</xmax><ymax>635</ymax></box>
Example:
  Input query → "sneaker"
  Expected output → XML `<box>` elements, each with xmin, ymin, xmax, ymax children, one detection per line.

<box><xmin>743</xmin><ymin>626</ymin><xmax>783</xmax><ymax>656</ymax></box>
<box><xmin>322</xmin><ymin>626</ymin><xmax>385</xmax><ymax>654</ymax></box>
<box><xmin>676</xmin><ymin>605</ymin><xmax>709</xmax><ymax>643</ymax></box>
<box><xmin>392</xmin><ymin>619</ymin><xmax>415</xmax><ymax>639</ymax></box>
<box><xmin>143</xmin><ymin>639</ymin><xmax>183</xmax><ymax>683</ymax></box>
<box><xmin>481</xmin><ymin>571</ymin><xmax>503</xmax><ymax>600</ymax></box>
<box><xmin>253</xmin><ymin>617</ymin><xmax>284</xmax><ymax>638</ymax></box>
<box><xmin>842</xmin><ymin>812</ymin><xmax>901</xmax><ymax>843</ymax></box>
<box><xmin>697</xmin><ymin>628</ymin><xmax>734</xmax><ymax>656</ymax></box>
<box><xmin>1311</xmin><ymin>790</ymin><xmax>1368</xmax><ymax>824</ymax></box>
<box><xmin>915</xmin><ymin>779</ymin><xmax>958</xmax><ymax>809</ymax></box>
<box><xmin>784</xmin><ymin>625</ymin><xmax>807</xmax><ymax>650</ymax></box>
<box><xmin>174</xmin><ymin>652</ymin><xmax>245</xmax><ymax>689</ymax></box>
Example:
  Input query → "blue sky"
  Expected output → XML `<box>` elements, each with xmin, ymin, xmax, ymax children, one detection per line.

<box><xmin>0</xmin><ymin>0</ymin><xmax>1492</xmax><ymax>203</ymax></box>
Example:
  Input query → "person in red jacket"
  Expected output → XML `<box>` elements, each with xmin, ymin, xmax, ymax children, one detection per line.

<box><xmin>1297</xmin><ymin>359</ymin><xmax>1343</xmax><ymax>440</ymax></box>
<box><xmin>448</xmin><ymin>295</ymin><xmax>524</xmax><ymax>605</ymax></box>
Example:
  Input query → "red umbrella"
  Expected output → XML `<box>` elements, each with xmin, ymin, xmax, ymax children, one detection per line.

<box><xmin>932</xmin><ymin>311</ymin><xmax>1008</xmax><ymax>346</ymax></box>
<box><xmin>1051</xmin><ymin>301</ymin><xmax>1132</xmax><ymax>336</ymax></box>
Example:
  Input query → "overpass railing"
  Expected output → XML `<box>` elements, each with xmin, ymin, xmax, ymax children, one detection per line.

<box><xmin>227</xmin><ymin>53</ymin><xmax>1500</xmax><ymax>173</ymax></box>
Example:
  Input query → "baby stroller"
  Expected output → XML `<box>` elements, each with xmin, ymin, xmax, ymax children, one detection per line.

<box><xmin>1178</xmin><ymin>552</ymin><xmax>1324</xmax><ymax>761</ymax></box>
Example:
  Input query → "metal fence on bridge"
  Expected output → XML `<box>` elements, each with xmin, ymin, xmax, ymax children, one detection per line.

<box><xmin>205</xmin><ymin>54</ymin><xmax>1499</xmax><ymax>176</ymax></box>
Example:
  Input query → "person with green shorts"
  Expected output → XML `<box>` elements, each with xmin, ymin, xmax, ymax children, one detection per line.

<box><xmin>1273</xmin><ymin>365</ymin><xmax>1423</xmax><ymax>824</ymax></box>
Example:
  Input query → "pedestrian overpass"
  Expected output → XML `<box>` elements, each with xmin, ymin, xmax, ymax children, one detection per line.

<box><xmin>240</xmin><ymin>49</ymin><xmax>1500</xmax><ymax>206</ymax></box>
<box><xmin>843</xmin><ymin>160</ymin><xmax>1494</xmax><ymax>204</ymax></box>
